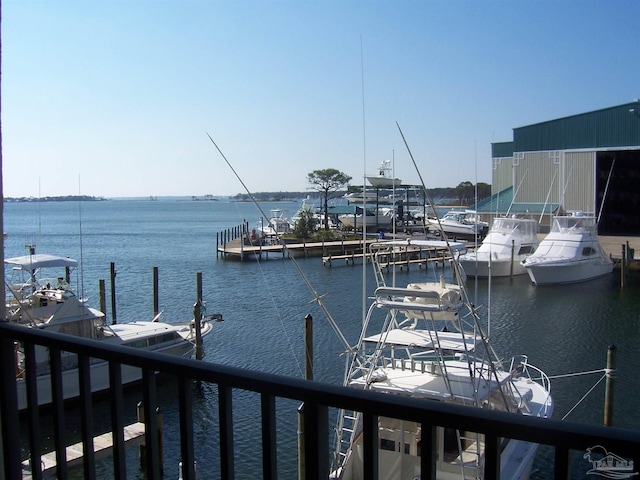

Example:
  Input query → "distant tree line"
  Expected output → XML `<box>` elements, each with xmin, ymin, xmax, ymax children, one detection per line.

<box><xmin>4</xmin><ymin>195</ymin><xmax>106</xmax><ymax>203</ymax></box>
<box><xmin>231</xmin><ymin>181</ymin><xmax>492</xmax><ymax>206</ymax></box>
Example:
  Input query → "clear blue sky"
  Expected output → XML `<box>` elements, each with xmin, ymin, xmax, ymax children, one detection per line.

<box><xmin>3</xmin><ymin>0</ymin><xmax>639</xmax><ymax>198</ymax></box>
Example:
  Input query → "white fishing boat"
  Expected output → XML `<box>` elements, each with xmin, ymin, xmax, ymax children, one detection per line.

<box><xmin>428</xmin><ymin>209</ymin><xmax>488</xmax><ymax>239</ymax></box>
<box><xmin>521</xmin><ymin>212</ymin><xmax>614</xmax><ymax>285</ymax></box>
<box><xmin>330</xmin><ymin>239</ymin><xmax>553</xmax><ymax>480</ymax></box>
<box><xmin>338</xmin><ymin>206</ymin><xmax>398</xmax><ymax>231</ymax></box>
<box><xmin>343</xmin><ymin>191</ymin><xmax>380</xmax><ymax>204</ymax></box>
<box><xmin>258</xmin><ymin>208</ymin><xmax>291</xmax><ymax>236</ymax></box>
<box><xmin>458</xmin><ymin>216</ymin><xmax>540</xmax><ymax>277</ymax></box>
<box><xmin>366</xmin><ymin>160</ymin><xmax>402</xmax><ymax>187</ymax></box>
<box><xmin>5</xmin><ymin>252</ymin><xmax>215</xmax><ymax>410</ymax></box>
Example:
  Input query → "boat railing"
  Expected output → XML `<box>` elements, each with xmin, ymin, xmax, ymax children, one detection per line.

<box><xmin>509</xmin><ymin>355</ymin><xmax>553</xmax><ymax>417</ymax></box>
<box><xmin>2</xmin><ymin>321</ymin><xmax>639</xmax><ymax>480</ymax></box>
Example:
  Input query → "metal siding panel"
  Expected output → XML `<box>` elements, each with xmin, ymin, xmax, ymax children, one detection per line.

<box><xmin>517</xmin><ymin>152</ymin><xmax>558</xmax><ymax>203</ymax></box>
<box><xmin>491</xmin><ymin>157</ymin><xmax>513</xmax><ymax>195</ymax></box>
<box><xmin>563</xmin><ymin>152</ymin><xmax>595</xmax><ymax>213</ymax></box>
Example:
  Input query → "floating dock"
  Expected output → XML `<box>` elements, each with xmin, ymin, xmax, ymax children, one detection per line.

<box><xmin>22</xmin><ymin>422</ymin><xmax>145</xmax><ymax>478</ymax></box>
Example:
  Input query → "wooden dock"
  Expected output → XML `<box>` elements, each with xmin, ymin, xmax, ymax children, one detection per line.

<box><xmin>22</xmin><ymin>422</ymin><xmax>145</xmax><ymax>478</ymax></box>
<box><xmin>322</xmin><ymin>243</ymin><xmax>456</xmax><ymax>270</ymax></box>
<box><xmin>217</xmin><ymin>236</ymin><xmax>380</xmax><ymax>261</ymax></box>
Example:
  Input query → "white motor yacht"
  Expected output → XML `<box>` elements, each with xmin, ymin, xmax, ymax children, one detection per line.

<box><xmin>521</xmin><ymin>212</ymin><xmax>613</xmax><ymax>285</ymax></box>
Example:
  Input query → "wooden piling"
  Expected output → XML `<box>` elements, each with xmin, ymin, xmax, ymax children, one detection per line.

<box><xmin>195</xmin><ymin>272</ymin><xmax>203</xmax><ymax>360</ymax></box>
<box><xmin>604</xmin><ymin>344</ymin><xmax>617</xmax><ymax>427</ymax></box>
<box><xmin>621</xmin><ymin>245</ymin><xmax>626</xmax><ymax>288</ymax></box>
<box><xmin>510</xmin><ymin>239</ymin><xmax>515</xmax><ymax>278</ymax></box>
<box><xmin>304</xmin><ymin>314</ymin><xmax>313</xmax><ymax>381</ymax></box>
<box><xmin>99</xmin><ymin>279</ymin><xmax>106</xmax><ymax>318</ymax></box>
<box><xmin>298</xmin><ymin>313</ymin><xmax>314</xmax><ymax>480</ymax></box>
<box><xmin>137</xmin><ymin>402</ymin><xmax>164</xmax><ymax>473</ymax></box>
<box><xmin>110</xmin><ymin>262</ymin><xmax>117</xmax><ymax>324</ymax></box>
<box><xmin>153</xmin><ymin>267</ymin><xmax>159</xmax><ymax>318</ymax></box>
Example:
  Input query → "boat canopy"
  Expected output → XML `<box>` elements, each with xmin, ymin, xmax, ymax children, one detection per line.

<box><xmin>5</xmin><ymin>254</ymin><xmax>78</xmax><ymax>271</ymax></box>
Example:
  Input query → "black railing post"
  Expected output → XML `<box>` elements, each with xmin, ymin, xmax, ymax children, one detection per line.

<box><xmin>420</xmin><ymin>423</ymin><xmax>437</xmax><ymax>480</ymax></box>
<box><xmin>363</xmin><ymin>412</ymin><xmax>379</xmax><ymax>480</ymax></box>
<box><xmin>219</xmin><ymin>385</ymin><xmax>235</xmax><ymax>480</ymax></box>
<box><xmin>50</xmin><ymin>348</ymin><xmax>68</xmax><ymax>479</ymax></box>
<box><xmin>109</xmin><ymin>362</ymin><xmax>127</xmax><ymax>480</ymax></box>
<box><xmin>79</xmin><ymin>354</ymin><xmax>96</xmax><ymax>480</ymax></box>
<box><xmin>303</xmin><ymin>401</ymin><xmax>329</xmax><ymax>480</ymax></box>
<box><xmin>261</xmin><ymin>393</ymin><xmax>277</xmax><ymax>480</ymax></box>
<box><xmin>0</xmin><ymin>337</ymin><xmax>21</xmax><ymax>480</ymax></box>
<box><xmin>178</xmin><ymin>376</ymin><xmax>196</xmax><ymax>480</ymax></box>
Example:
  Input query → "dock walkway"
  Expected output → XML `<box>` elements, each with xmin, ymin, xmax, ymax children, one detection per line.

<box><xmin>22</xmin><ymin>422</ymin><xmax>145</xmax><ymax>478</ymax></box>
<box><xmin>217</xmin><ymin>237</ymin><xmax>379</xmax><ymax>261</ymax></box>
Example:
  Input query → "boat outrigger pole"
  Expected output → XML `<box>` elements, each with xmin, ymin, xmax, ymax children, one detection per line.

<box><xmin>206</xmin><ymin>133</ymin><xmax>354</xmax><ymax>354</ymax></box>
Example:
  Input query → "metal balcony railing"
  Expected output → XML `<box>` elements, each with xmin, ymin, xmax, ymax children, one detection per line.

<box><xmin>1</xmin><ymin>320</ymin><xmax>639</xmax><ymax>480</ymax></box>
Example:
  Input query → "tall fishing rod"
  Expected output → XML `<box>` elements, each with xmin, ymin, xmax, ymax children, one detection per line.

<box><xmin>205</xmin><ymin>133</ymin><xmax>353</xmax><ymax>353</ymax></box>
<box><xmin>505</xmin><ymin>169</ymin><xmax>528</xmax><ymax>217</ymax></box>
<box><xmin>597</xmin><ymin>157</ymin><xmax>616</xmax><ymax>227</ymax></box>
<box><xmin>539</xmin><ymin>169</ymin><xmax>558</xmax><ymax>224</ymax></box>
<box><xmin>396</xmin><ymin>122</ymin><xmax>512</xmax><ymax>409</ymax></box>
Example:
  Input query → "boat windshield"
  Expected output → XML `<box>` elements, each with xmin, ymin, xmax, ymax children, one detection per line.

<box><xmin>551</xmin><ymin>215</ymin><xmax>596</xmax><ymax>234</ymax></box>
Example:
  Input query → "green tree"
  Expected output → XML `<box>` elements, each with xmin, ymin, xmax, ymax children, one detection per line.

<box><xmin>307</xmin><ymin>169</ymin><xmax>352</xmax><ymax>230</ymax></box>
<box><xmin>291</xmin><ymin>206</ymin><xmax>319</xmax><ymax>239</ymax></box>
<box><xmin>455</xmin><ymin>181</ymin><xmax>475</xmax><ymax>205</ymax></box>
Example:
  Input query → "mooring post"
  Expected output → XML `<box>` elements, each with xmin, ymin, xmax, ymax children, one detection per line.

<box><xmin>298</xmin><ymin>314</ymin><xmax>314</xmax><ymax>480</ymax></box>
<box><xmin>304</xmin><ymin>314</ymin><xmax>313</xmax><ymax>381</ymax></box>
<box><xmin>194</xmin><ymin>272</ymin><xmax>204</xmax><ymax>360</ymax></box>
<box><xmin>137</xmin><ymin>403</ymin><xmax>164</xmax><ymax>474</ymax></box>
<box><xmin>297</xmin><ymin>403</ymin><xmax>305</xmax><ymax>480</ymax></box>
<box><xmin>110</xmin><ymin>262</ymin><xmax>117</xmax><ymax>324</ymax></box>
<box><xmin>510</xmin><ymin>239</ymin><xmax>515</xmax><ymax>278</ymax></box>
<box><xmin>98</xmin><ymin>279</ymin><xmax>106</xmax><ymax>317</ymax></box>
<box><xmin>604</xmin><ymin>344</ymin><xmax>617</xmax><ymax>426</ymax></box>
<box><xmin>621</xmin><ymin>245</ymin><xmax>626</xmax><ymax>288</ymax></box>
<box><xmin>153</xmin><ymin>267</ymin><xmax>159</xmax><ymax>318</ymax></box>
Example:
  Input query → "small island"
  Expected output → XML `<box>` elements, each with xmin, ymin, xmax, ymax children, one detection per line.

<box><xmin>4</xmin><ymin>195</ymin><xmax>107</xmax><ymax>203</ymax></box>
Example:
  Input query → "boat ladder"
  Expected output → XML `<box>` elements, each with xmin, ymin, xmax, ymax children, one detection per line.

<box><xmin>333</xmin><ymin>409</ymin><xmax>361</xmax><ymax>469</ymax></box>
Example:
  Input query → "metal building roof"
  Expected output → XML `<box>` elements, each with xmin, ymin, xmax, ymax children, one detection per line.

<box><xmin>512</xmin><ymin>101</ymin><xmax>640</xmax><ymax>152</ymax></box>
<box><xmin>491</xmin><ymin>141</ymin><xmax>514</xmax><ymax>158</ymax></box>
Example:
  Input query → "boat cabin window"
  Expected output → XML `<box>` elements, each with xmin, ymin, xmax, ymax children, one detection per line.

<box><xmin>518</xmin><ymin>245</ymin><xmax>535</xmax><ymax>255</ymax></box>
<box><xmin>380</xmin><ymin>438</ymin><xmax>395</xmax><ymax>452</ymax></box>
<box><xmin>582</xmin><ymin>247</ymin><xmax>597</xmax><ymax>257</ymax></box>
<box><xmin>125</xmin><ymin>332</ymin><xmax>181</xmax><ymax>349</ymax></box>
<box><xmin>57</xmin><ymin>319</ymin><xmax>96</xmax><ymax>339</ymax></box>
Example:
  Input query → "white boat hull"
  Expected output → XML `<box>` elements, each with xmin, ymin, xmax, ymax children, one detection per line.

<box><xmin>521</xmin><ymin>214</ymin><xmax>613</xmax><ymax>285</ymax></box>
<box><xmin>524</xmin><ymin>259</ymin><xmax>613</xmax><ymax>285</ymax></box>
<box><xmin>366</xmin><ymin>176</ymin><xmax>402</xmax><ymax>188</ymax></box>
<box><xmin>16</xmin><ymin>338</ymin><xmax>197</xmax><ymax>410</ymax></box>
<box><xmin>460</xmin><ymin>255</ymin><xmax>529</xmax><ymax>277</ymax></box>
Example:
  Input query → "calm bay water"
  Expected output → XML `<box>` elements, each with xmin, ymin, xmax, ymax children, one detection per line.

<box><xmin>5</xmin><ymin>198</ymin><xmax>640</xmax><ymax>479</ymax></box>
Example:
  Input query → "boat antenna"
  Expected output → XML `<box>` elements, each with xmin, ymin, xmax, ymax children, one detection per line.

<box><xmin>206</xmin><ymin>133</ymin><xmax>353</xmax><ymax>353</ymax></box>
<box><xmin>596</xmin><ymin>157</ymin><xmax>615</xmax><ymax>227</ymax></box>
<box><xmin>539</xmin><ymin>168</ymin><xmax>558</xmax><ymax>224</ymax></box>
<box><xmin>360</xmin><ymin>36</ymin><xmax>368</xmax><ymax>325</ymax></box>
<box><xmin>505</xmin><ymin>168</ymin><xmax>528</xmax><ymax>217</ymax></box>
<box><xmin>559</xmin><ymin>163</ymin><xmax>574</xmax><ymax>214</ymax></box>
<box><xmin>78</xmin><ymin>174</ymin><xmax>85</xmax><ymax>300</ymax></box>
<box><xmin>396</xmin><ymin>122</ymin><xmax>513</xmax><ymax>409</ymax></box>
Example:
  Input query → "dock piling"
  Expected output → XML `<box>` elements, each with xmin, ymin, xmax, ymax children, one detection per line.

<box><xmin>604</xmin><ymin>344</ymin><xmax>617</xmax><ymax>427</ymax></box>
<box><xmin>110</xmin><ymin>262</ymin><xmax>117</xmax><ymax>324</ymax></box>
